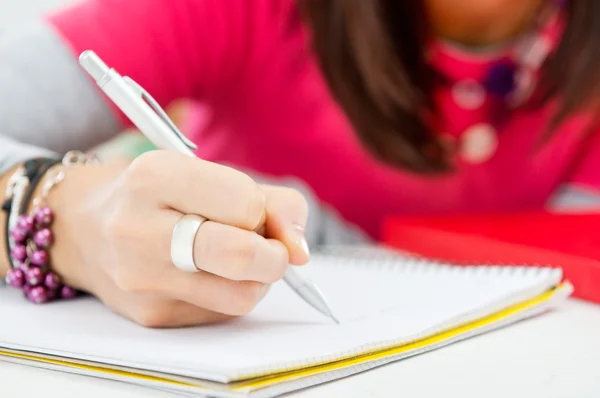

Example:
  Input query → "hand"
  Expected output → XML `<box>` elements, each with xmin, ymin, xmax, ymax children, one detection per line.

<box><xmin>44</xmin><ymin>150</ymin><xmax>310</xmax><ymax>327</ymax></box>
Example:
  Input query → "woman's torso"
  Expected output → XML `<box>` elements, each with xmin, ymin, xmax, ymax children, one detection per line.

<box><xmin>181</xmin><ymin>3</ymin><xmax>593</xmax><ymax>239</ymax></box>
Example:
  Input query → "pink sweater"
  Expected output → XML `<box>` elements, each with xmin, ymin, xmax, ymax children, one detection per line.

<box><xmin>47</xmin><ymin>0</ymin><xmax>600</xmax><ymax>239</ymax></box>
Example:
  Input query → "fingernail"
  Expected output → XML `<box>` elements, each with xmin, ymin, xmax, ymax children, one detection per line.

<box><xmin>291</xmin><ymin>223</ymin><xmax>310</xmax><ymax>257</ymax></box>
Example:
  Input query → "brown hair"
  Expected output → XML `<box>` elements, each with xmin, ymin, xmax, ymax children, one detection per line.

<box><xmin>300</xmin><ymin>0</ymin><xmax>600</xmax><ymax>173</ymax></box>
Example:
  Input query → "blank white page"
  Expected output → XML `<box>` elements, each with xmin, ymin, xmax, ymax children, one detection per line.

<box><xmin>0</xmin><ymin>249</ymin><xmax>563</xmax><ymax>382</ymax></box>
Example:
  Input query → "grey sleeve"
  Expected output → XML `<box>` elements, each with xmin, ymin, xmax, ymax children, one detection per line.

<box><xmin>0</xmin><ymin>22</ymin><xmax>121</xmax><ymax>174</ymax></box>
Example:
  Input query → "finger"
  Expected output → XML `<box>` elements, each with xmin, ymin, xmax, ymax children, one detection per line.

<box><xmin>160</xmin><ymin>269</ymin><xmax>270</xmax><ymax>316</ymax></box>
<box><xmin>194</xmin><ymin>221</ymin><xmax>289</xmax><ymax>284</ymax></box>
<box><xmin>259</xmin><ymin>185</ymin><xmax>310</xmax><ymax>265</ymax></box>
<box><xmin>125</xmin><ymin>150</ymin><xmax>266</xmax><ymax>230</ymax></box>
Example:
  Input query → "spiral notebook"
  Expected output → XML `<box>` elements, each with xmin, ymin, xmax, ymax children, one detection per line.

<box><xmin>0</xmin><ymin>246</ymin><xmax>571</xmax><ymax>398</ymax></box>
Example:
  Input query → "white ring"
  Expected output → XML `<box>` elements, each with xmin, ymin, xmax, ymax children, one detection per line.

<box><xmin>170</xmin><ymin>214</ymin><xmax>207</xmax><ymax>272</ymax></box>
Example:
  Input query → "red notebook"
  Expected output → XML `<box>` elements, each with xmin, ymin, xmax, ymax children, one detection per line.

<box><xmin>381</xmin><ymin>211</ymin><xmax>600</xmax><ymax>303</ymax></box>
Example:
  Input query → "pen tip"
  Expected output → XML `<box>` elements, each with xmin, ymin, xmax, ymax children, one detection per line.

<box><xmin>331</xmin><ymin>315</ymin><xmax>341</xmax><ymax>325</ymax></box>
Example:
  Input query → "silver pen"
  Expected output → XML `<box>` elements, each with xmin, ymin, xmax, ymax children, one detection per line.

<box><xmin>78</xmin><ymin>50</ymin><xmax>339</xmax><ymax>324</ymax></box>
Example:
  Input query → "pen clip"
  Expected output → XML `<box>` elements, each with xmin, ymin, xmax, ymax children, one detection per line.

<box><xmin>123</xmin><ymin>76</ymin><xmax>198</xmax><ymax>151</ymax></box>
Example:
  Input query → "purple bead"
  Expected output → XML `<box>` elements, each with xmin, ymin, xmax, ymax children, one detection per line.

<box><xmin>30</xmin><ymin>249</ymin><xmax>48</xmax><ymax>267</ymax></box>
<box><xmin>60</xmin><ymin>285</ymin><xmax>77</xmax><ymax>299</ymax></box>
<box><xmin>10</xmin><ymin>228</ymin><xmax>28</xmax><ymax>244</ymax></box>
<box><xmin>25</xmin><ymin>266</ymin><xmax>44</xmax><ymax>286</ymax></box>
<box><xmin>22</xmin><ymin>284</ymin><xmax>32</xmax><ymax>296</ymax></box>
<box><xmin>483</xmin><ymin>60</ymin><xmax>516</xmax><ymax>98</ymax></box>
<box><xmin>46</xmin><ymin>287</ymin><xmax>58</xmax><ymax>300</ymax></box>
<box><xmin>33</xmin><ymin>228</ymin><xmax>53</xmax><ymax>249</ymax></box>
<box><xmin>17</xmin><ymin>262</ymin><xmax>29</xmax><ymax>273</ymax></box>
<box><xmin>5</xmin><ymin>269</ymin><xmax>25</xmax><ymax>288</ymax></box>
<box><xmin>44</xmin><ymin>272</ymin><xmax>62</xmax><ymax>290</ymax></box>
<box><xmin>27</xmin><ymin>286</ymin><xmax>49</xmax><ymax>304</ymax></box>
<box><xmin>16</xmin><ymin>215</ymin><xmax>35</xmax><ymax>235</ymax></box>
<box><xmin>10</xmin><ymin>244</ymin><xmax>28</xmax><ymax>262</ymax></box>
<box><xmin>34</xmin><ymin>206</ymin><xmax>54</xmax><ymax>227</ymax></box>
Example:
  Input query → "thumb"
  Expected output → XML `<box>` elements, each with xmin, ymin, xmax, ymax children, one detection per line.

<box><xmin>258</xmin><ymin>185</ymin><xmax>310</xmax><ymax>265</ymax></box>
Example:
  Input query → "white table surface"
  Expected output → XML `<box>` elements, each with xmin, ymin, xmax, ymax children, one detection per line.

<box><xmin>2</xmin><ymin>298</ymin><xmax>599</xmax><ymax>398</ymax></box>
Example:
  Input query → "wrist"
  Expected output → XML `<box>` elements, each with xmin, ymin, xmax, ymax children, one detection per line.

<box><xmin>0</xmin><ymin>165</ymin><xmax>21</xmax><ymax>279</ymax></box>
<box><xmin>3</xmin><ymin>158</ymin><xmax>63</xmax><ymax>275</ymax></box>
<box><xmin>3</xmin><ymin>152</ymin><xmax>105</xmax><ymax>302</ymax></box>
<box><xmin>40</xmin><ymin>158</ymin><xmax>130</xmax><ymax>294</ymax></box>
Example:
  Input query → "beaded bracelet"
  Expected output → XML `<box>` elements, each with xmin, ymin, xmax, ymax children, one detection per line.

<box><xmin>4</xmin><ymin>151</ymin><xmax>98</xmax><ymax>303</ymax></box>
<box><xmin>2</xmin><ymin>158</ymin><xmax>60</xmax><ymax>271</ymax></box>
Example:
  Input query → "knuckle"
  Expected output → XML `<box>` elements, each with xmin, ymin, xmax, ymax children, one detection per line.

<box><xmin>259</xmin><ymin>243</ymin><xmax>288</xmax><ymax>285</ymax></box>
<box><xmin>122</xmin><ymin>152</ymin><xmax>161</xmax><ymax>195</ymax></box>
<box><xmin>196</xmin><ymin>226</ymin><xmax>259</xmax><ymax>281</ymax></box>
<box><xmin>268</xmin><ymin>260</ymin><xmax>288</xmax><ymax>284</ymax></box>
<box><xmin>244</xmin><ymin>184</ymin><xmax>267</xmax><ymax>229</ymax></box>
<box><xmin>133</xmin><ymin>149</ymin><xmax>164</xmax><ymax>168</ymax></box>
<box><xmin>226</xmin><ymin>281</ymin><xmax>263</xmax><ymax>316</ymax></box>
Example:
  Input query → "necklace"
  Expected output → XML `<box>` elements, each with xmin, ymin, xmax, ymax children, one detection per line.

<box><xmin>427</xmin><ymin>0</ymin><xmax>565</xmax><ymax>165</ymax></box>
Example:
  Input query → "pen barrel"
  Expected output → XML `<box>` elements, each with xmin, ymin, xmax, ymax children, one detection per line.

<box><xmin>101</xmin><ymin>79</ymin><xmax>195</xmax><ymax>156</ymax></box>
<box><xmin>283</xmin><ymin>269</ymin><xmax>306</xmax><ymax>290</ymax></box>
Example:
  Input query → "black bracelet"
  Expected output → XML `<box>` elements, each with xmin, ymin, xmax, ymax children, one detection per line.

<box><xmin>19</xmin><ymin>159</ymin><xmax>61</xmax><ymax>215</ymax></box>
<box><xmin>3</xmin><ymin>158</ymin><xmax>60</xmax><ymax>270</ymax></box>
